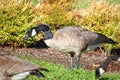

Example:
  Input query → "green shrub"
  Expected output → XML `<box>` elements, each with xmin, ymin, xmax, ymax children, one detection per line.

<box><xmin>72</xmin><ymin>0</ymin><xmax>120</xmax><ymax>50</ymax></box>
<box><xmin>0</xmin><ymin>0</ymin><xmax>76</xmax><ymax>47</ymax></box>
<box><xmin>34</xmin><ymin>0</ymin><xmax>75</xmax><ymax>31</ymax></box>
<box><xmin>0</xmin><ymin>0</ymin><xmax>41</xmax><ymax>47</ymax></box>
<box><xmin>0</xmin><ymin>0</ymin><xmax>119</xmax><ymax>50</ymax></box>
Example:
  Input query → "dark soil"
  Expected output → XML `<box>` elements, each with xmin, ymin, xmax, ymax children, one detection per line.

<box><xmin>0</xmin><ymin>46</ymin><xmax>120</xmax><ymax>72</ymax></box>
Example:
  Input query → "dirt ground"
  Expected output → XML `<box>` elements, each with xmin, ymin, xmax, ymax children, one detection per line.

<box><xmin>0</xmin><ymin>45</ymin><xmax>120</xmax><ymax>72</ymax></box>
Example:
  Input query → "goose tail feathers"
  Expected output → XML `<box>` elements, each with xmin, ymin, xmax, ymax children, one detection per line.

<box><xmin>30</xmin><ymin>68</ymin><xmax>49</xmax><ymax>77</ymax></box>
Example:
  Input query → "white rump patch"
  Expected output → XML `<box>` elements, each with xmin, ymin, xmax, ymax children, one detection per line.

<box><xmin>12</xmin><ymin>72</ymin><xmax>30</xmax><ymax>80</ymax></box>
<box><xmin>31</xmin><ymin>29</ymin><xmax>37</xmax><ymax>36</ymax></box>
<box><xmin>99</xmin><ymin>68</ymin><xmax>105</xmax><ymax>75</ymax></box>
<box><xmin>86</xmin><ymin>44</ymin><xmax>101</xmax><ymax>51</ymax></box>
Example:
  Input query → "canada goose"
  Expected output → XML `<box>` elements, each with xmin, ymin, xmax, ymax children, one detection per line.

<box><xmin>95</xmin><ymin>49</ymin><xmax>120</xmax><ymax>78</ymax></box>
<box><xmin>0</xmin><ymin>55</ymin><xmax>48</xmax><ymax>80</ymax></box>
<box><xmin>23</xmin><ymin>24</ymin><xmax>116</xmax><ymax>69</ymax></box>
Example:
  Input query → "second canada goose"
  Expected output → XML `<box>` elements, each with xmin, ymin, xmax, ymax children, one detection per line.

<box><xmin>95</xmin><ymin>55</ymin><xmax>120</xmax><ymax>78</ymax></box>
<box><xmin>23</xmin><ymin>24</ymin><xmax>116</xmax><ymax>69</ymax></box>
<box><xmin>0</xmin><ymin>55</ymin><xmax>48</xmax><ymax>80</ymax></box>
<box><xmin>95</xmin><ymin>48</ymin><xmax>120</xmax><ymax>78</ymax></box>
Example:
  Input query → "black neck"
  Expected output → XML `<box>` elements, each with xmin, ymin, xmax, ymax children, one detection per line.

<box><xmin>36</xmin><ymin>24</ymin><xmax>53</xmax><ymax>40</ymax></box>
<box><xmin>101</xmin><ymin>56</ymin><xmax>112</xmax><ymax>70</ymax></box>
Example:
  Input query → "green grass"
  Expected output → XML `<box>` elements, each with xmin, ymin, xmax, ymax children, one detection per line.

<box><xmin>17</xmin><ymin>55</ymin><xmax>120</xmax><ymax>80</ymax></box>
<box><xmin>74</xmin><ymin>0</ymin><xmax>120</xmax><ymax>8</ymax></box>
<box><xmin>73</xmin><ymin>0</ymin><xmax>89</xmax><ymax>8</ymax></box>
<box><xmin>106</xmin><ymin>0</ymin><xmax>120</xmax><ymax>4</ymax></box>
<box><xmin>98</xmin><ymin>73</ymin><xmax>120</xmax><ymax>80</ymax></box>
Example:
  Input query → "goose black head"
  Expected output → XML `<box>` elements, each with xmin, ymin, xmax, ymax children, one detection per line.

<box><xmin>23</xmin><ymin>24</ymin><xmax>53</xmax><ymax>41</ymax></box>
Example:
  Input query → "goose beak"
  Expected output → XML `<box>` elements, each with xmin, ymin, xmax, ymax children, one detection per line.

<box><xmin>22</xmin><ymin>35</ymin><xmax>29</xmax><ymax>41</ymax></box>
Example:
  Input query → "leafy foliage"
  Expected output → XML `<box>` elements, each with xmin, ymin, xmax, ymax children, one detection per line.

<box><xmin>72</xmin><ymin>0</ymin><xmax>120</xmax><ymax>50</ymax></box>
<box><xmin>0</xmin><ymin>0</ymin><xmax>40</xmax><ymax>47</ymax></box>
<box><xmin>0</xmin><ymin>0</ymin><xmax>119</xmax><ymax>50</ymax></box>
<box><xmin>0</xmin><ymin>0</ymin><xmax>75</xmax><ymax>47</ymax></box>
<box><xmin>34</xmin><ymin>0</ymin><xmax>75</xmax><ymax>30</ymax></box>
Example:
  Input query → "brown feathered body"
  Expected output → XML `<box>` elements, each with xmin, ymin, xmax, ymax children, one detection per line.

<box><xmin>23</xmin><ymin>25</ymin><xmax>116</xmax><ymax>69</ymax></box>
<box><xmin>0</xmin><ymin>55</ymin><xmax>47</xmax><ymax>80</ymax></box>
<box><xmin>44</xmin><ymin>27</ymin><xmax>115</xmax><ymax>56</ymax></box>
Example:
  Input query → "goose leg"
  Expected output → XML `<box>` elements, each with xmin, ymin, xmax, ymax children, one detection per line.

<box><xmin>76</xmin><ymin>57</ymin><xmax>80</xmax><ymax>69</ymax></box>
<box><xmin>70</xmin><ymin>54</ymin><xmax>74</xmax><ymax>69</ymax></box>
<box><xmin>76</xmin><ymin>55</ymin><xmax>81</xmax><ymax>69</ymax></box>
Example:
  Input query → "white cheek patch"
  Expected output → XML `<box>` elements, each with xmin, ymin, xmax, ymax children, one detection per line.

<box><xmin>99</xmin><ymin>68</ymin><xmax>105</xmax><ymax>75</ymax></box>
<box><xmin>31</xmin><ymin>29</ymin><xmax>37</xmax><ymax>36</ymax></box>
<box><xmin>118</xmin><ymin>57</ymin><xmax>120</xmax><ymax>62</ymax></box>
